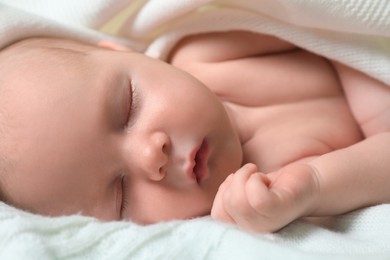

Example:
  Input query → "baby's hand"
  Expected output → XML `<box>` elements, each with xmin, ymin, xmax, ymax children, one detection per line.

<box><xmin>211</xmin><ymin>163</ymin><xmax>319</xmax><ymax>233</ymax></box>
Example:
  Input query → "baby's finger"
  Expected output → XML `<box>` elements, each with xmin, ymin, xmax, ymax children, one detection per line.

<box><xmin>246</xmin><ymin>172</ymin><xmax>275</xmax><ymax>215</ymax></box>
<box><xmin>211</xmin><ymin>174</ymin><xmax>235</xmax><ymax>223</ymax></box>
<box><xmin>223</xmin><ymin>164</ymin><xmax>259</xmax><ymax>226</ymax></box>
<box><xmin>236</xmin><ymin>163</ymin><xmax>258</xmax><ymax>175</ymax></box>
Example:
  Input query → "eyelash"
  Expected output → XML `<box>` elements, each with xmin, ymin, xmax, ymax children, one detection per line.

<box><xmin>120</xmin><ymin>80</ymin><xmax>135</xmax><ymax>218</ymax></box>
<box><xmin>125</xmin><ymin>81</ymin><xmax>136</xmax><ymax>127</ymax></box>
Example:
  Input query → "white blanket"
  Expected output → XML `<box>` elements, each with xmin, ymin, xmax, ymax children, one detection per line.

<box><xmin>1</xmin><ymin>0</ymin><xmax>390</xmax><ymax>84</ymax></box>
<box><xmin>1</xmin><ymin>202</ymin><xmax>390</xmax><ymax>259</ymax></box>
<box><xmin>1</xmin><ymin>0</ymin><xmax>390</xmax><ymax>259</ymax></box>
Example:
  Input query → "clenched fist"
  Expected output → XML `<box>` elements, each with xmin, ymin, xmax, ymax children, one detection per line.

<box><xmin>211</xmin><ymin>163</ymin><xmax>320</xmax><ymax>233</ymax></box>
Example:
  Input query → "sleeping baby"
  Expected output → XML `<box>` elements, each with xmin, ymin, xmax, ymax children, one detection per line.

<box><xmin>0</xmin><ymin>31</ymin><xmax>389</xmax><ymax>233</ymax></box>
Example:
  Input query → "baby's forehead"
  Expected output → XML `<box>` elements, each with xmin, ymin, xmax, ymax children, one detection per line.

<box><xmin>0</xmin><ymin>38</ymin><xmax>101</xmax><ymax>188</ymax></box>
<box><xmin>1</xmin><ymin>38</ymin><xmax>97</xmax><ymax>82</ymax></box>
<box><xmin>5</xmin><ymin>37</ymin><xmax>94</xmax><ymax>55</ymax></box>
<box><xmin>1</xmin><ymin>37</ymin><xmax>95</xmax><ymax>70</ymax></box>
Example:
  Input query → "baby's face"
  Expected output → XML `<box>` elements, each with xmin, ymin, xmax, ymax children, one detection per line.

<box><xmin>1</xmin><ymin>39</ymin><xmax>242</xmax><ymax>224</ymax></box>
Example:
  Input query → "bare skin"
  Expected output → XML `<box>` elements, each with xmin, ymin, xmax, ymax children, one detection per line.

<box><xmin>0</xmin><ymin>31</ymin><xmax>389</xmax><ymax>233</ymax></box>
<box><xmin>169</xmin><ymin>31</ymin><xmax>390</xmax><ymax>232</ymax></box>
<box><xmin>0</xmin><ymin>38</ymin><xmax>242</xmax><ymax>224</ymax></box>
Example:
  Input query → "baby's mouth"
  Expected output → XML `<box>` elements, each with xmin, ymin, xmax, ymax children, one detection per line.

<box><xmin>193</xmin><ymin>140</ymin><xmax>209</xmax><ymax>184</ymax></box>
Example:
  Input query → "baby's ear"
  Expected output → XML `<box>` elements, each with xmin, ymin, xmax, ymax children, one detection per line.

<box><xmin>98</xmin><ymin>40</ymin><xmax>133</xmax><ymax>51</ymax></box>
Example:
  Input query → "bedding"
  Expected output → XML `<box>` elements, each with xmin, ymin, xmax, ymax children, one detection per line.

<box><xmin>1</xmin><ymin>202</ymin><xmax>390</xmax><ymax>259</ymax></box>
<box><xmin>1</xmin><ymin>0</ymin><xmax>390</xmax><ymax>259</ymax></box>
<box><xmin>1</xmin><ymin>0</ymin><xmax>389</xmax><ymax>84</ymax></box>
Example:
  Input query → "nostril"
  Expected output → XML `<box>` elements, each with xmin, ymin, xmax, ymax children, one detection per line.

<box><xmin>162</xmin><ymin>144</ymin><xmax>167</xmax><ymax>153</ymax></box>
<box><xmin>159</xmin><ymin>167</ymin><xmax>167</xmax><ymax>179</ymax></box>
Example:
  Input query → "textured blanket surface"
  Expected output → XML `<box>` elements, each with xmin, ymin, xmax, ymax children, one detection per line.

<box><xmin>1</xmin><ymin>0</ymin><xmax>389</xmax><ymax>83</ymax></box>
<box><xmin>1</xmin><ymin>202</ymin><xmax>390</xmax><ymax>259</ymax></box>
<box><xmin>0</xmin><ymin>203</ymin><xmax>390</xmax><ymax>260</ymax></box>
<box><xmin>1</xmin><ymin>0</ymin><xmax>390</xmax><ymax>259</ymax></box>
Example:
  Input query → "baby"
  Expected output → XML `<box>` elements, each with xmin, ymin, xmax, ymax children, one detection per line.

<box><xmin>0</xmin><ymin>31</ymin><xmax>389</xmax><ymax>233</ymax></box>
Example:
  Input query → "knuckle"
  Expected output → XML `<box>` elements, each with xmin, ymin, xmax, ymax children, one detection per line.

<box><xmin>245</xmin><ymin>174</ymin><xmax>275</xmax><ymax>212</ymax></box>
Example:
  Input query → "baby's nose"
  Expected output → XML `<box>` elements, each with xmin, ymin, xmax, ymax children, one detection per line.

<box><xmin>140</xmin><ymin>131</ymin><xmax>170</xmax><ymax>181</ymax></box>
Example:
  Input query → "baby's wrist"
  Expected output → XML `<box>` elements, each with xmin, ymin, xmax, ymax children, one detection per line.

<box><xmin>298</xmin><ymin>163</ymin><xmax>322</xmax><ymax>217</ymax></box>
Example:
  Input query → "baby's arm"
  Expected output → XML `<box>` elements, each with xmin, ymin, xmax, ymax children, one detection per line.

<box><xmin>309</xmin><ymin>64</ymin><xmax>390</xmax><ymax>216</ymax></box>
<box><xmin>169</xmin><ymin>31</ymin><xmax>296</xmax><ymax>63</ymax></box>
<box><xmin>212</xmin><ymin>133</ymin><xmax>390</xmax><ymax>233</ymax></box>
<box><xmin>307</xmin><ymin>132</ymin><xmax>390</xmax><ymax>216</ymax></box>
<box><xmin>170</xmin><ymin>31</ymin><xmax>333</xmax><ymax>106</ymax></box>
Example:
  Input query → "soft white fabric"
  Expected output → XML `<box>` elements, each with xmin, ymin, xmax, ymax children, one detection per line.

<box><xmin>1</xmin><ymin>0</ymin><xmax>390</xmax><ymax>83</ymax></box>
<box><xmin>1</xmin><ymin>202</ymin><xmax>390</xmax><ymax>259</ymax></box>
<box><xmin>1</xmin><ymin>0</ymin><xmax>390</xmax><ymax>259</ymax></box>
